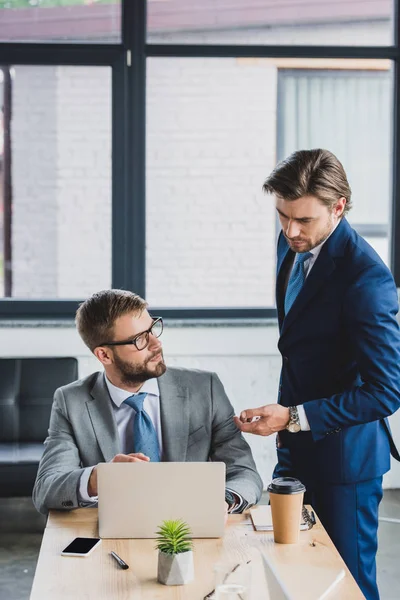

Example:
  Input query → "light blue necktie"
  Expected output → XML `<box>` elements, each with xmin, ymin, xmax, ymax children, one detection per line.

<box><xmin>284</xmin><ymin>252</ymin><xmax>312</xmax><ymax>315</ymax></box>
<box><xmin>123</xmin><ymin>392</ymin><xmax>160</xmax><ymax>462</ymax></box>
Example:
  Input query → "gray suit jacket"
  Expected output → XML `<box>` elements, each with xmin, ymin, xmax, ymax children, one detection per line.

<box><xmin>33</xmin><ymin>367</ymin><xmax>263</xmax><ymax>514</ymax></box>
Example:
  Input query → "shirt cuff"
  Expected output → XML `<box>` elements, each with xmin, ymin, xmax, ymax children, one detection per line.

<box><xmin>225</xmin><ymin>488</ymin><xmax>246</xmax><ymax>513</ymax></box>
<box><xmin>297</xmin><ymin>405</ymin><xmax>311</xmax><ymax>431</ymax></box>
<box><xmin>78</xmin><ymin>466</ymin><xmax>98</xmax><ymax>504</ymax></box>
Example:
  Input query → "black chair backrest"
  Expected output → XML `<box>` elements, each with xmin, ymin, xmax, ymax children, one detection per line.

<box><xmin>0</xmin><ymin>358</ymin><xmax>78</xmax><ymax>443</ymax></box>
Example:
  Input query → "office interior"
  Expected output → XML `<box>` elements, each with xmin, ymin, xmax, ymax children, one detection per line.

<box><xmin>0</xmin><ymin>1</ymin><xmax>400</xmax><ymax>598</ymax></box>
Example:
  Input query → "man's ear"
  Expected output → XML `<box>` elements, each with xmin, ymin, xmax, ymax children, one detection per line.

<box><xmin>93</xmin><ymin>346</ymin><xmax>114</xmax><ymax>366</ymax></box>
<box><xmin>335</xmin><ymin>197</ymin><xmax>347</xmax><ymax>217</ymax></box>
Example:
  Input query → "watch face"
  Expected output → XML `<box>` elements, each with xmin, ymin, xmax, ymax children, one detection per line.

<box><xmin>288</xmin><ymin>422</ymin><xmax>301</xmax><ymax>433</ymax></box>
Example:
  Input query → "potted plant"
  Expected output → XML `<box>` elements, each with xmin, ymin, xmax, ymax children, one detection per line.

<box><xmin>155</xmin><ymin>519</ymin><xmax>194</xmax><ymax>585</ymax></box>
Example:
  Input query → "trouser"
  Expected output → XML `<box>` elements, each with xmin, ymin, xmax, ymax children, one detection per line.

<box><xmin>273</xmin><ymin>458</ymin><xmax>383</xmax><ymax>600</ymax></box>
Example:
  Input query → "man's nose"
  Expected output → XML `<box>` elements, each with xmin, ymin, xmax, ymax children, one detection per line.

<box><xmin>286</xmin><ymin>220</ymin><xmax>301</xmax><ymax>239</ymax></box>
<box><xmin>148</xmin><ymin>332</ymin><xmax>162</xmax><ymax>350</ymax></box>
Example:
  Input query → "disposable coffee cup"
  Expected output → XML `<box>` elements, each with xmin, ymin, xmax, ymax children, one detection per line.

<box><xmin>267</xmin><ymin>477</ymin><xmax>306</xmax><ymax>544</ymax></box>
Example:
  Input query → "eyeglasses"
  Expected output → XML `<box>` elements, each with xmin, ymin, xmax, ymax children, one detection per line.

<box><xmin>100</xmin><ymin>317</ymin><xmax>163</xmax><ymax>352</ymax></box>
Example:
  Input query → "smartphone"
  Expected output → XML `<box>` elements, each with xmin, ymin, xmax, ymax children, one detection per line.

<box><xmin>61</xmin><ymin>537</ymin><xmax>102</xmax><ymax>557</ymax></box>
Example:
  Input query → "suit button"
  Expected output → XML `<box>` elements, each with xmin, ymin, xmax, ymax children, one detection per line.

<box><xmin>283</xmin><ymin>356</ymin><xmax>289</xmax><ymax>364</ymax></box>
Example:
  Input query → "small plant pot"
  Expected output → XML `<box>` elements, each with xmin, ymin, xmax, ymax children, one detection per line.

<box><xmin>157</xmin><ymin>550</ymin><xmax>194</xmax><ymax>585</ymax></box>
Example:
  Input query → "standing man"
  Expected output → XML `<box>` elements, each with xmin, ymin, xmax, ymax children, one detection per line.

<box><xmin>235</xmin><ymin>149</ymin><xmax>400</xmax><ymax>599</ymax></box>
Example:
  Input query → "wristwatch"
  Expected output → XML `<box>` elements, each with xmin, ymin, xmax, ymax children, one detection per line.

<box><xmin>286</xmin><ymin>406</ymin><xmax>301</xmax><ymax>433</ymax></box>
<box><xmin>225</xmin><ymin>490</ymin><xmax>238</xmax><ymax>513</ymax></box>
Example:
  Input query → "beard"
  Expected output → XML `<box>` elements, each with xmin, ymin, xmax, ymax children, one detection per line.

<box><xmin>113</xmin><ymin>349</ymin><xmax>167</xmax><ymax>387</ymax></box>
<box><xmin>285</xmin><ymin>214</ymin><xmax>337</xmax><ymax>253</ymax></box>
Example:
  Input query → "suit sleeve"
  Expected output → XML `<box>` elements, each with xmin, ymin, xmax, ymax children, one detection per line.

<box><xmin>304</xmin><ymin>263</ymin><xmax>400</xmax><ymax>442</ymax></box>
<box><xmin>32</xmin><ymin>388</ymin><xmax>91</xmax><ymax>514</ymax></box>
<box><xmin>209</xmin><ymin>373</ymin><xmax>263</xmax><ymax>507</ymax></box>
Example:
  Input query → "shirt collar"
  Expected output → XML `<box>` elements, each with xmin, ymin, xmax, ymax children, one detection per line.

<box><xmin>104</xmin><ymin>374</ymin><xmax>160</xmax><ymax>409</ymax></box>
<box><xmin>308</xmin><ymin>218</ymin><xmax>341</xmax><ymax>260</ymax></box>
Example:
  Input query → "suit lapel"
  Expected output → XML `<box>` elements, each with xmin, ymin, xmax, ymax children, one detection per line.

<box><xmin>158</xmin><ymin>370</ymin><xmax>190</xmax><ymax>462</ymax></box>
<box><xmin>86</xmin><ymin>373</ymin><xmax>120</xmax><ymax>462</ymax></box>
<box><xmin>280</xmin><ymin>250</ymin><xmax>336</xmax><ymax>338</ymax></box>
<box><xmin>279</xmin><ymin>218</ymin><xmax>350</xmax><ymax>340</ymax></box>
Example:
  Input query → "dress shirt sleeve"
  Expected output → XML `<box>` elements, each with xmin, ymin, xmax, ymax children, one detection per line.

<box><xmin>297</xmin><ymin>406</ymin><xmax>311</xmax><ymax>431</ymax></box>
<box><xmin>78</xmin><ymin>466</ymin><xmax>98</xmax><ymax>505</ymax></box>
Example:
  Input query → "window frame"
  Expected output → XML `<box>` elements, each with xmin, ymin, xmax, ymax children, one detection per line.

<box><xmin>0</xmin><ymin>0</ymin><xmax>399</xmax><ymax>320</ymax></box>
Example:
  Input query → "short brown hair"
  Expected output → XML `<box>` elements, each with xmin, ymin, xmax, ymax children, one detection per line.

<box><xmin>263</xmin><ymin>148</ymin><xmax>352</xmax><ymax>215</ymax></box>
<box><xmin>75</xmin><ymin>289</ymin><xmax>147</xmax><ymax>351</ymax></box>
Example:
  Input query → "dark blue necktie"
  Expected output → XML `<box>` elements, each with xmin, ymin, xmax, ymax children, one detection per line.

<box><xmin>284</xmin><ymin>252</ymin><xmax>312</xmax><ymax>315</ymax></box>
<box><xmin>123</xmin><ymin>392</ymin><xmax>160</xmax><ymax>462</ymax></box>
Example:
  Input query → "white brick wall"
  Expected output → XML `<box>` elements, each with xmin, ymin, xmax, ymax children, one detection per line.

<box><xmin>56</xmin><ymin>66</ymin><xmax>112</xmax><ymax>298</ymax></box>
<box><xmin>12</xmin><ymin>66</ymin><xmax>59</xmax><ymax>297</ymax></box>
<box><xmin>12</xmin><ymin>66</ymin><xmax>112</xmax><ymax>298</ymax></box>
<box><xmin>146</xmin><ymin>58</ymin><xmax>277</xmax><ymax>306</ymax></box>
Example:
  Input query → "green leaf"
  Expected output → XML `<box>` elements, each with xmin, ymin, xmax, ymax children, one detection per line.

<box><xmin>155</xmin><ymin>518</ymin><xmax>193</xmax><ymax>555</ymax></box>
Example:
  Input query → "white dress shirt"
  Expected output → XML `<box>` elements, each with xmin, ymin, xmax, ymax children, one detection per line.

<box><xmin>287</xmin><ymin>221</ymin><xmax>340</xmax><ymax>431</ymax></box>
<box><xmin>78</xmin><ymin>375</ymin><xmax>162</xmax><ymax>503</ymax></box>
<box><xmin>105</xmin><ymin>376</ymin><xmax>163</xmax><ymax>454</ymax></box>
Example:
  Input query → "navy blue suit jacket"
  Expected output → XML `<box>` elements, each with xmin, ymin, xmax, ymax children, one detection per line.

<box><xmin>276</xmin><ymin>218</ymin><xmax>400</xmax><ymax>484</ymax></box>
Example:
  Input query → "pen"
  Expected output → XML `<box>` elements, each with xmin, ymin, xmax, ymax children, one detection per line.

<box><xmin>110</xmin><ymin>550</ymin><xmax>129</xmax><ymax>570</ymax></box>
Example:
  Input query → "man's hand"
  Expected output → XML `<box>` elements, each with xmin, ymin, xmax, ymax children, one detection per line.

<box><xmin>234</xmin><ymin>405</ymin><xmax>290</xmax><ymax>437</ymax></box>
<box><xmin>111</xmin><ymin>453</ymin><xmax>150</xmax><ymax>463</ymax></box>
<box><xmin>88</xmin><ymin>453</ymin><xmax>150</xmax><ymax>497</ymax></box>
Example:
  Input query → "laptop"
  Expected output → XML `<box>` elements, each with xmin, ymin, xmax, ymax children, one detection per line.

<box><xmin>97</xmin><ymin>461</ymin><xmax>226</xmax><ymax>539</ymax></box>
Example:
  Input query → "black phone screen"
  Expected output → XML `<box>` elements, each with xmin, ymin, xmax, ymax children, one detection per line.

<box><xmin>62</xmin><ymin>537</ymin><xmax>100</xmax><ymax>554</ymax></box>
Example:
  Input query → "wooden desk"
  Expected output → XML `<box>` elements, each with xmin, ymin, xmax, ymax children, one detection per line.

<box><xmin>30</xmin><ymin>508</ymin><xmax>364</xmax><ymax>600</ymax></box>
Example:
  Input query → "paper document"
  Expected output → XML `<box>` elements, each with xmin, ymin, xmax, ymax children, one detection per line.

<box><xmin>250</xmin><ymin>505</ymin><xmax>308</xmax><ymax>532</ymax></box>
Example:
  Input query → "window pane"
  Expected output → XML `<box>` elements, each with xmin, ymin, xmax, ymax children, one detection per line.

<box><xmin>147</xmin><ymin>58</ymin><xmax>393</xmax><ymax>309</ymax></box>
<box><xmin>0</xmin><ymin>65</ymin><xmax>112</xmax><ymax>298</ymax></box>
<box><xmin>146</xmin><ymin>58</ymin><xmax>276</xmax><ymax>308</ymax></box>
<box><xmin>278</xmin><ymin>62</ymin><xmax>392</xmax><ymax>266</ymax></box>
<box><xmin>147</xmin><ymin>0</ymin><xmax>392</xmax><ymax>46</ymax></box>
<box><xmin>0</xmin><ymin>1</ymin><xmax>121</xmax><ymax>43</ymax></box>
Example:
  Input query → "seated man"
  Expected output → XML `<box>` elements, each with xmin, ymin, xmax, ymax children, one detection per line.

<box><xmin>33</xmin><ymin>289</ymin><xmax>263</xmax><ymax>515</ymax></box>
